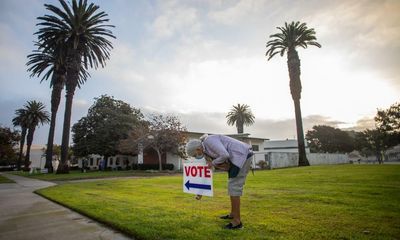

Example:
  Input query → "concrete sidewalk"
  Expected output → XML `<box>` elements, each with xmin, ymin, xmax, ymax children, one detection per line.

<box><xmin>0</xmin><ymin>173</ymin><xmax>133</xmax><ymax>240</ymax></box>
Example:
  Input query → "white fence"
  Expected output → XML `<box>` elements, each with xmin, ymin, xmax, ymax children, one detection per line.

<box><xmin>252</xmin><ymin>152</ymin><xmax>350</xmax><ymax>169</ymax></box>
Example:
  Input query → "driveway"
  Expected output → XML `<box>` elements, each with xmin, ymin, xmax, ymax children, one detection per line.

<box><xmin>0</xmin><ymin>173</ymin><xmax>133</xmax><ymax>240</ymax></box>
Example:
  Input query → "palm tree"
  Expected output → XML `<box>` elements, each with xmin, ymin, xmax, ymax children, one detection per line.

<box><xmin>12</xmin><ymin>109</ymin><xmax>29</xmax><ymax>170</ymax></box>
<box><xmin>21</xmin><ymin>101</ymin><xmax>50</xmax><ymax>171</ymax></box>
<box><xmin>226</xmin><ymin>104</ymin><xmax>255</xmax><ymax>134</ymax></box>
<box><xmin>266</xmin><ymin>21</ymin><xmax>321</xmax><ymax>166</ymax></box>
<box><xmin>35</xmin><ymin>0</ymin><xmax>115</xmax><ymax>173</ymax></box>
<box><xmin>27</xmin><ymin>44</ymin><xmax>89</xmax><ymax>173</ymax></box>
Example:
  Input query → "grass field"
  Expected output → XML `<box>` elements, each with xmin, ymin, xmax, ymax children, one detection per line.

<box><xmin>36</xmin><ymin>165</ymin><xmax>400</xmax><ymax>240</ymax></box>
<box><xmin>11</xmin><ymin>170</ymin><xmax>178</xmax><ymax>181</ymax></box>
<box><xmin>0</xmin><ymin>175</ymin><xmax>14</xmax><ymax>183</ymax></box>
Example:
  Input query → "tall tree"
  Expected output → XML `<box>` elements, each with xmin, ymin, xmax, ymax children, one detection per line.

<box><xmin>266</xmin><ymin>21</ymin><xmax>321</xmax><ymax>166</ymax></box>
<box><xmin>356</xmin><ymin>129</ymin><xmax>387</xmax><ymax>164</ymax></box>
<box><xmin>72</xmin><ymin>95</ymin><xmax>143</xmax><ymax>169</ymax></box>
<box><xmin>12</xmin><ymin>109</ymin><xmax>29</xmax><ymax>170</ymax></box>
<box><xmin>27</xmin><ymin>47</ymin><xmax>65</xmax><ymax>173</ymax></box>
<box><xmin>354</xmin><ymin>102</ymin><xmax>400</xmax><ymax>163</ymax></box>
<box><xmin>27</xmin><ymin>44</ymin><xmax>89</xmax><ymax>173</ymax></box>
<box><xmin>35</xmin><ymin>0</ymin><xmax>115</xmax><ymax>173</ymax></box>
<box><xmin>375</xmin><ymin>102</ymin><xmax>400</xmax><ymax>147</ymax></box>
<box><xmin>306</xmin><ymin>125</ymin><xmax>355</xmax><ymax>153</ymax></box>
<box><xmin>226</xmin><ymin>104</ymin><xmax>255</xmax><ymax>134</ymax></box>
<box><xmin>119</xmin><ymin>114</ymin><xmax>187</xmax><ymax>171</ymax></box>
<box><xmin>0</xmin><ymin>126</ymin><xmax>20</xmax><ymax>167</ymax></box>
<box><xmin>21</xmin><ymin>101</ymin><xmax>50</xmax><ymax>170</ymax></box>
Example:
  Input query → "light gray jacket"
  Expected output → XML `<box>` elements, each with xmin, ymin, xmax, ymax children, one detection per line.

<box><xmin>202</xmin><ymin>135</ymin><xmax>252</xmax><ymax>169</ymax></box>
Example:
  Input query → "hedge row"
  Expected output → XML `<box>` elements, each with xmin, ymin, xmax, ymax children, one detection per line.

<box><xmin>132</xmin><ymin>163</ymin><xmax>174</xmax><ymax>170</ymax></box>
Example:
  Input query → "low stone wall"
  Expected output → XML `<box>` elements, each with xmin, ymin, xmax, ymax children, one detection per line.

<box><xmin>308</xmin><ymin>153</ymin><xmax>349</xmax><ymax>165</ymax></box>
<box><xmin>266</xmin><ymin>152</ymin><xmax>299</xmax><ymax>169</ymax></box>
<box><xmin>266</xmin><ymin>152</ymin><xmax>349</xmax><ymax>169</ymax></box>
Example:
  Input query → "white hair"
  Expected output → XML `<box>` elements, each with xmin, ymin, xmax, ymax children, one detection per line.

<box><xmin>199</xmin><ymin>134</ymin><xmax>208</xmax><ymax>141</ymax></box>
<box><xmin>185</xmin><ymin>139</ymin><xmax>202</xmax><ymax>157</ymax></box>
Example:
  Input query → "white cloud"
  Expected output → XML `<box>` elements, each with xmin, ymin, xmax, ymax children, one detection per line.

<box><xmin>208</xmin><ymin>0</ymin><xmax>268</xmax><ymax>25</ymax></box>
<box><xmin>0</xmin><ymin>23</ymin><xmax>26</xmax><ymax>71</ymax></box>
<box><xmin>166</xmin><ymin>110</ymin><xmax>355</xmax><ymax>140</ymax></box>
<box><xmin>73</xmin><ymin>99</ymin><xmax>89</xmax><ymax>108</ymax></box>
<box><xmin>150</xmin><ymin>2</ymin><xmax>201</xmax><ymax>39</ymax></box>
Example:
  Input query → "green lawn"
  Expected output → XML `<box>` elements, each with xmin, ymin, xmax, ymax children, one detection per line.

<box><xmin>11</xmin><ymin>170</ymin><xmax>178</xmax><ymax>181</ymax></box>
<box><xmin>0</xmin><ymin>175</ymin><xmax>14</xmax><ymax>183</ymax></box>
<box><xmin>36</xmin><ymin>165</ymin><xmax>400</xmax><ymax>240</ymax></box>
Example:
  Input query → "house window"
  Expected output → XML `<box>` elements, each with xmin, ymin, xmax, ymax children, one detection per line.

<box><xmin>90</xmin><ymin>158</ymin><xmax>93</xmax><ymax>166</ymax></box>
<box><xmin>109</xmin><ymin>158</ymin><xmax>113</xmax><ymax>165</ymax></box>
<box><xmin>116</xmin><ymin>157</ymin><xmax>120</xmax><ymax>165</ymax></box>
<box><xmin>252</xmin><ymin>145</ymin><xmax>259</xmax><ymax>151</ymax></box>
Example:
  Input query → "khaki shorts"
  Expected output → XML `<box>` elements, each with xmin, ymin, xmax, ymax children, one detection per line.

<box><xmin>228</xmin><ymin>157</ymin><xmax>252</xmax><ymax>196</ymax></box>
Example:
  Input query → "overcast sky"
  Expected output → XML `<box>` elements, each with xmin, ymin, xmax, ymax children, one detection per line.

<box><xmin>0</xmin><ymin>0</ymin><xmax>399</xmax><ymax>145</ymax></box>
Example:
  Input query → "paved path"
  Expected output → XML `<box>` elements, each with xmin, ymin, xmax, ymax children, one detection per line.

<box><xmin>0</xmin><ymin>173</ymin><xmax>133</xmax><ymax>240</ymax></box>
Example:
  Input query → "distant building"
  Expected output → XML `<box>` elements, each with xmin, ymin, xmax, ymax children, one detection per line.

<box><xmin>79</xmin><ymin>154</ymin><xmax>138</xmax><ymax>170</ymax></box>
<box><xmin>26</xmin><ymin>145</ymin><xmax>46</xmax><ymax>169</ymax></box>
<box><xmin>38</xmin><ymin>132</ymin><xmax>313</xmax><ymax>171</ymax></box>
<box><xmin>76</xmin><ymin>131</ymin><xmax>271</xmax><ymax>171</ymax></box>
<box><xmin>263</xmin><ymin>139</ymin><xmax>310</xmax><ymax>153</ymax></box>
<box><xmin>385</xmin><ymin>145</ymin><xmax>400</xmax><ymax>162</ymax></box>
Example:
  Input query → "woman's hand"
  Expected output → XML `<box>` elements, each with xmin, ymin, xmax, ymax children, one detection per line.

<box><xmin>214</xmin><ymin>162</ymin><xmax>230</xmax><ymax>171</ymax></box>
<box><xmin>206</xmin><ymin>161</ymin><xmax>213</xmax><ymax>169</ymax></box>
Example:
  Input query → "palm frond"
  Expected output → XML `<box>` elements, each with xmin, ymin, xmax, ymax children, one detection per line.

<box><xmin>266</xmin><ymin>21</ymin><xmax>321</xmax><ymax>60</ymax></box>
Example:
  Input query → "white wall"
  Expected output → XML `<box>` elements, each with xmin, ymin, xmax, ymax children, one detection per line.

<box><xmin>308</xmin><ymin>153</ymin><xmax>349</xmax><ymax>165</ymax></box>
<box><xmin>267</xmin><ymin>152</ymin><xmax>299</xmax><ymax>169</ymax></box>
<box><xmin>166</xmin><ymin>152</ymin><xmax>182</xmax><ymax>170</ymax></box>
<box><xmin>266</xmin><ymin>152</ymin><xmax>350</xmax><ymax>169</ymax></box>
<box><xmin>29</xmin><ymin>149</ymin><xmax>45</xmax><ymax>169</ymax></box>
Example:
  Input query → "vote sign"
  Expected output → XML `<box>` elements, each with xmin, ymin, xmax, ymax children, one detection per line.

<box><xmin>183</xmin><ymin>157</ymin><xmax>213</xmax><ymax>197</ymax></box>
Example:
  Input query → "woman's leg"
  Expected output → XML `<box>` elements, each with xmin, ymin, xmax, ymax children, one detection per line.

<box><xmin>230</xmin><ymin>196</ymin><xmax>241</xmax><ymax>225</ymax></box>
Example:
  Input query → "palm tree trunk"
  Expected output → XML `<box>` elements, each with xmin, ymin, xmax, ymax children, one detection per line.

<box><xmin>58</xmin><ymin>84</ymin><xmax>76</xmax><ymax>174</ymax></box>
<box><xmin>24</xmin><ymin>127</ymin><xmax>35</xmax><ymax>171</ymax></box>
<box><xmin>17</xmin><ymin>127</ymin><xmax>27</xmax><ymax>171</ymax></box>
<box><xmin>59</xmin><ymin>52</ymin><xmax>80</xmax><ymax>174</ymax></box>
<box><xmin>287</xmin><ymin>48</ymin><xmax>309</xmax><ymax>166</ymax></box>
<box><xmin>293</xmin><ymin>99</ymin><xmax>309</xmax><ymax>166</ymax></box>
<box><xmin>287</xmin><ymin>49</ymin><xmax>302</xmax><ymax>101</ymax></box>
<box><xmin>236</xmin><ymin>121</ymin><xmax>244</xmax><ymax>134</ymax></box>
<box><xmin>45</xmin><ymin>76</ymin><xmax>64</xmax><ymax>173</ymax></box>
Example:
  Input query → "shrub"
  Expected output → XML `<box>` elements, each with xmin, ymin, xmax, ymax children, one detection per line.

<box><xmin>257</xmin><ymin>160</ymin><xmax>268</xmax><ymax>169</ymax></box>
<box><xmin>69</xmin><ymin>165</ymin><xmax>80</xmax><ymax>171</ymax></box>
<box><xmin>132</xmin><ymin>164</ymin><xmax>174</xmax><ymax>171</ymax></box>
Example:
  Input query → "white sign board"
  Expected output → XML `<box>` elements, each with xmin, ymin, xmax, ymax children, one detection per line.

<box><xmin>183</xmin><ymin>157</ymin><xmax>213</xmax><ymax>197</ymax></box>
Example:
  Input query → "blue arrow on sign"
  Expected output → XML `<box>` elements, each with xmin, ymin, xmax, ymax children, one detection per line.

<box><xmin>185</xmin><ymin>180</ymin><xmax>211</xmax><ymax>191</ymax></box>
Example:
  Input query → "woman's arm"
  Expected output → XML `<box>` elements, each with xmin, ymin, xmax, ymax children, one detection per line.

<box><xmin>204</xmin><ymin>137</ymin><xmax>230</xmax><ymax>166</ymax></box>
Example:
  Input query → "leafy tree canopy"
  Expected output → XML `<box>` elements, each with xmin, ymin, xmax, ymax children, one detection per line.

<box><xmin>0</xmin><ymin>126</ymin><xmax>20</xmax><ymax>165</ymax></box>
<box><xmin>375</xmin><ymin>102</ymin><xmax>400</xmax><ymax>147</ymax></box>
<box><xmin>72</xmin><ymin>95</ymin><xmax>144</xmax><ymax>159</ymax></box>
<box><xmin>306</xmin><ymin>125</ymin><xmax>355</xmax><ymax>153</ymax></box>
<box><xmin>119</xmin><ymin>114</ymin><xmax>187</xmax><ymax>170</ymax></box>
<box><xmin>353</xmin><ymin>102</ymin><xmax>400</xmax><ymax>162</ymax></box>
<box><xmin>226</xmin><ymin>104</ymin><xmax>255</xmax><ymax>134</ymax></box>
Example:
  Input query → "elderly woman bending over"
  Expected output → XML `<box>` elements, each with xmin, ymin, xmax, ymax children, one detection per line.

<box><xmin>186</xmin><ymin>134</ymin><xmax>253</xmax><ymax>230</ymax></box>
